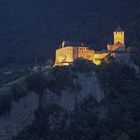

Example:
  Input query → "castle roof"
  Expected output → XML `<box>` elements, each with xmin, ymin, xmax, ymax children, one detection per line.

<box><xmin>114</xmin><ymin>26</ymin><xmax>124</xmax><ymax>32</ymax></box>
<box><xmin>63</xmin><ymin>41</ymin><xmax>88</xmax><ymax>47</ymax></box>
<box><xmin>114</xmin><ymin>41</ymin><xmax>124</xmax><ymax>47</ymax></box>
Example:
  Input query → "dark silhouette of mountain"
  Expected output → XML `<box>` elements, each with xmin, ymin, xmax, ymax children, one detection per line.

<box><xmin>0</xmin><ymin>0</ymin><xmax>140</xmax><ymax>66</ymax></box>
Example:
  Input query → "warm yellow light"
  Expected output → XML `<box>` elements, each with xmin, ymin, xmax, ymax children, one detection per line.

<box><xmin>55</xmin><ymin>28</ymin><xmax>125</xmax><ymax>67</ymax></box>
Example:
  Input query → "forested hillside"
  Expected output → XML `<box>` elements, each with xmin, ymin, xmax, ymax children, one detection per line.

<box><xmin>0</xmin><ymin>0</ymin><xmax>140</xmax><ymax>66</ymax></box>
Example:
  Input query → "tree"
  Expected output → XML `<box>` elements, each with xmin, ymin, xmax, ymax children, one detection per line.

<box><xmin>10</xmin><ymin>84</ymin><xmax>25</xmax><ymax>101</ymax></box>
<box><xmin>73</xmin><ymin>58</ymin><xmax>96</xmax><ymax>73</ymax></box>
<box><xmin>25</xmin><ymin>73</ymin><xmax>48</xmax><ymax>110</ymax></box>
<box><xmin>73</xmin><ymin>80</ymin><xmax>81</xmax><ymax>111</ymax></box>
<box><xmin>0</xmin><ymin>94</ymin><xmax>12</xmax><ymax>116</ymax></box>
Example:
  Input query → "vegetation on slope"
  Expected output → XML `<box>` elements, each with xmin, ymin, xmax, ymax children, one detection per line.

<box><xmin>0</xmin><ymin>80</ymin><xmax>26</xmax><ymax>114</ymax></box>
<box><xmin>0</xmin><ymin>58</ymin><xmax>139</xmax><ymax>139</ymax></box>
<box><xmin>13</xmin><ymin>61</ymin><xmax>140</xmax><ymax>140</ymax></box>
<box><xmin>0</xmin><ymin>60</ymin><xmax>92</xmax><ymax>116</ymax></box>
<box><xmin>0</xmin><ymin>71</ymin><xmax>28</xmax><ymax>115</ymax></box>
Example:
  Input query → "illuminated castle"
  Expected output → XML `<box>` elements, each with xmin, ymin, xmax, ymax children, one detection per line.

<box><xmin>55</xmin><ymin>26</ymin><xmax>125</xmax><ymax>66</ymax></box>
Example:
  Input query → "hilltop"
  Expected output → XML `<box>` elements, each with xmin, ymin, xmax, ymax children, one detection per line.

<box><xmin>0</xmin><ymin>60</ymin><xmax>139</xmax><ymax>140</ymax></box>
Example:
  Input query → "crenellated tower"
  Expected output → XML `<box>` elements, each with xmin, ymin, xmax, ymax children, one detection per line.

<box><xmin>114</xmin><ymin>26</ymin><xmax>125</xmax><ymax>45</ymax></box>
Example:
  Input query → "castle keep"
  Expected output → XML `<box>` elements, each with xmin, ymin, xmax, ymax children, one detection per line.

<box><xmin>55</xmin><ymin>26</ymin><xmax>125</xmax><ymax>66</ymax></box>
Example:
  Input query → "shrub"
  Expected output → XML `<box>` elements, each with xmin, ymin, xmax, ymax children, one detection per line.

<box><xmin>0</xmin><ymin>94</ymin><xmax>12</xmax><ymax>116</ymax></box>
<box><xmin>48</xmin><ymin>66</ymin><xmax>75</xmax><ymax>93</ymax></box>
<box><xmin>10</xmin><ymin>84</ymin><xmax>26</xmax><ymax>101</ymax></box>
<box><xmin>72</xmin><ymin>58</ymin><xmax>97</xmax><ymax>73</ymax></box>
<box><xmin>25</xmin><ymin>73</ymin><xmax>48</xmax><ymax>93</ymax></box>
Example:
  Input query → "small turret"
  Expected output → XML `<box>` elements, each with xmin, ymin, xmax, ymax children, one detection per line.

<box><xmin>62</xmin><ymin>40</ymin><xmax>65</xmax><ymax>48</ymax></box>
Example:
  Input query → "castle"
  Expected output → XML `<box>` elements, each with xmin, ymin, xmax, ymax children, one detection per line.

<box><xmin>55</xmin><ymin>26</ymin><xmax>126</xmax><ymax>66</ymax></box>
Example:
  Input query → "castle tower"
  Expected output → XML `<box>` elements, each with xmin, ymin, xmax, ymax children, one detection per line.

<box><xmin>114</xmin><ymin>26</ymin><xmax>125</xmax><ymax>45</ymax></box>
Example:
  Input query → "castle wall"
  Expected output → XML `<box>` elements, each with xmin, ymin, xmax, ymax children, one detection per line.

<box><xmin>55</xmin><ymin>46</ymin><xmax>94</xmax><ymax>66</ymax></box>
<box><xmin>55</xmin><ymin>47</ymin><xmax>74</xmax><ymax>65</ymax></box>
<box><xmin>93</xmin><ymin>52</ymin><xmax>109</xmax><ymax>65</ymax></box>
<box><xmin>107</xmin><ymin>44</ymin><xmax>114</xmax><ymax>51</ymax></box>
<box><xmin>77</xmin><ymin>48</ymin><xmax>94</xmax><ymax>60</ymax></box>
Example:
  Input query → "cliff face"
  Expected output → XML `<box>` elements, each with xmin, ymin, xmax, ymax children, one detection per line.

<box><xmin>43</xmin><ymin>72</ymin><xmax>104</xmax><ymax>110</ymax></box>
<box><xmin>114</xmin><ymin>52</ymin><xmax>139</xmax><ymax>74</ymax></box>
<box><xmin>0</xmin><ymin>72</ymin><xmax>104</xmax><ymax>140</ymax></box>
<box><xmin>0</xmin><ymin>93</ymin><xmax>38</xmax><ymax>140</ymax></box>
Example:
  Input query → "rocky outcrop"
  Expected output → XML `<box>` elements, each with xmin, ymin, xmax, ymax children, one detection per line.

<box><xmin>0</xmin><ymin>93</ymin><xmax>38</xmax><ymax>140</ymax></box>
<box><xmin>115</xmin><ymin>52</ymin><xmax>139</xmax><ymax>74</ymax></box>
<box><xmin>0</xmin><ymin>71</ymin><xmax>104</xmax><ymax>140</ymax></box>
<box><xmin>43</xmin><ymin>72</ymin><xmax>104</xmax><ymax>110</ymax></box>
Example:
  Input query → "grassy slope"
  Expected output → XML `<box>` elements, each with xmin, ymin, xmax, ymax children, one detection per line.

<box><xmin>0</xmin><ymin>77</ymin><xmax>25</xmax><ymax>95</ymax></box>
